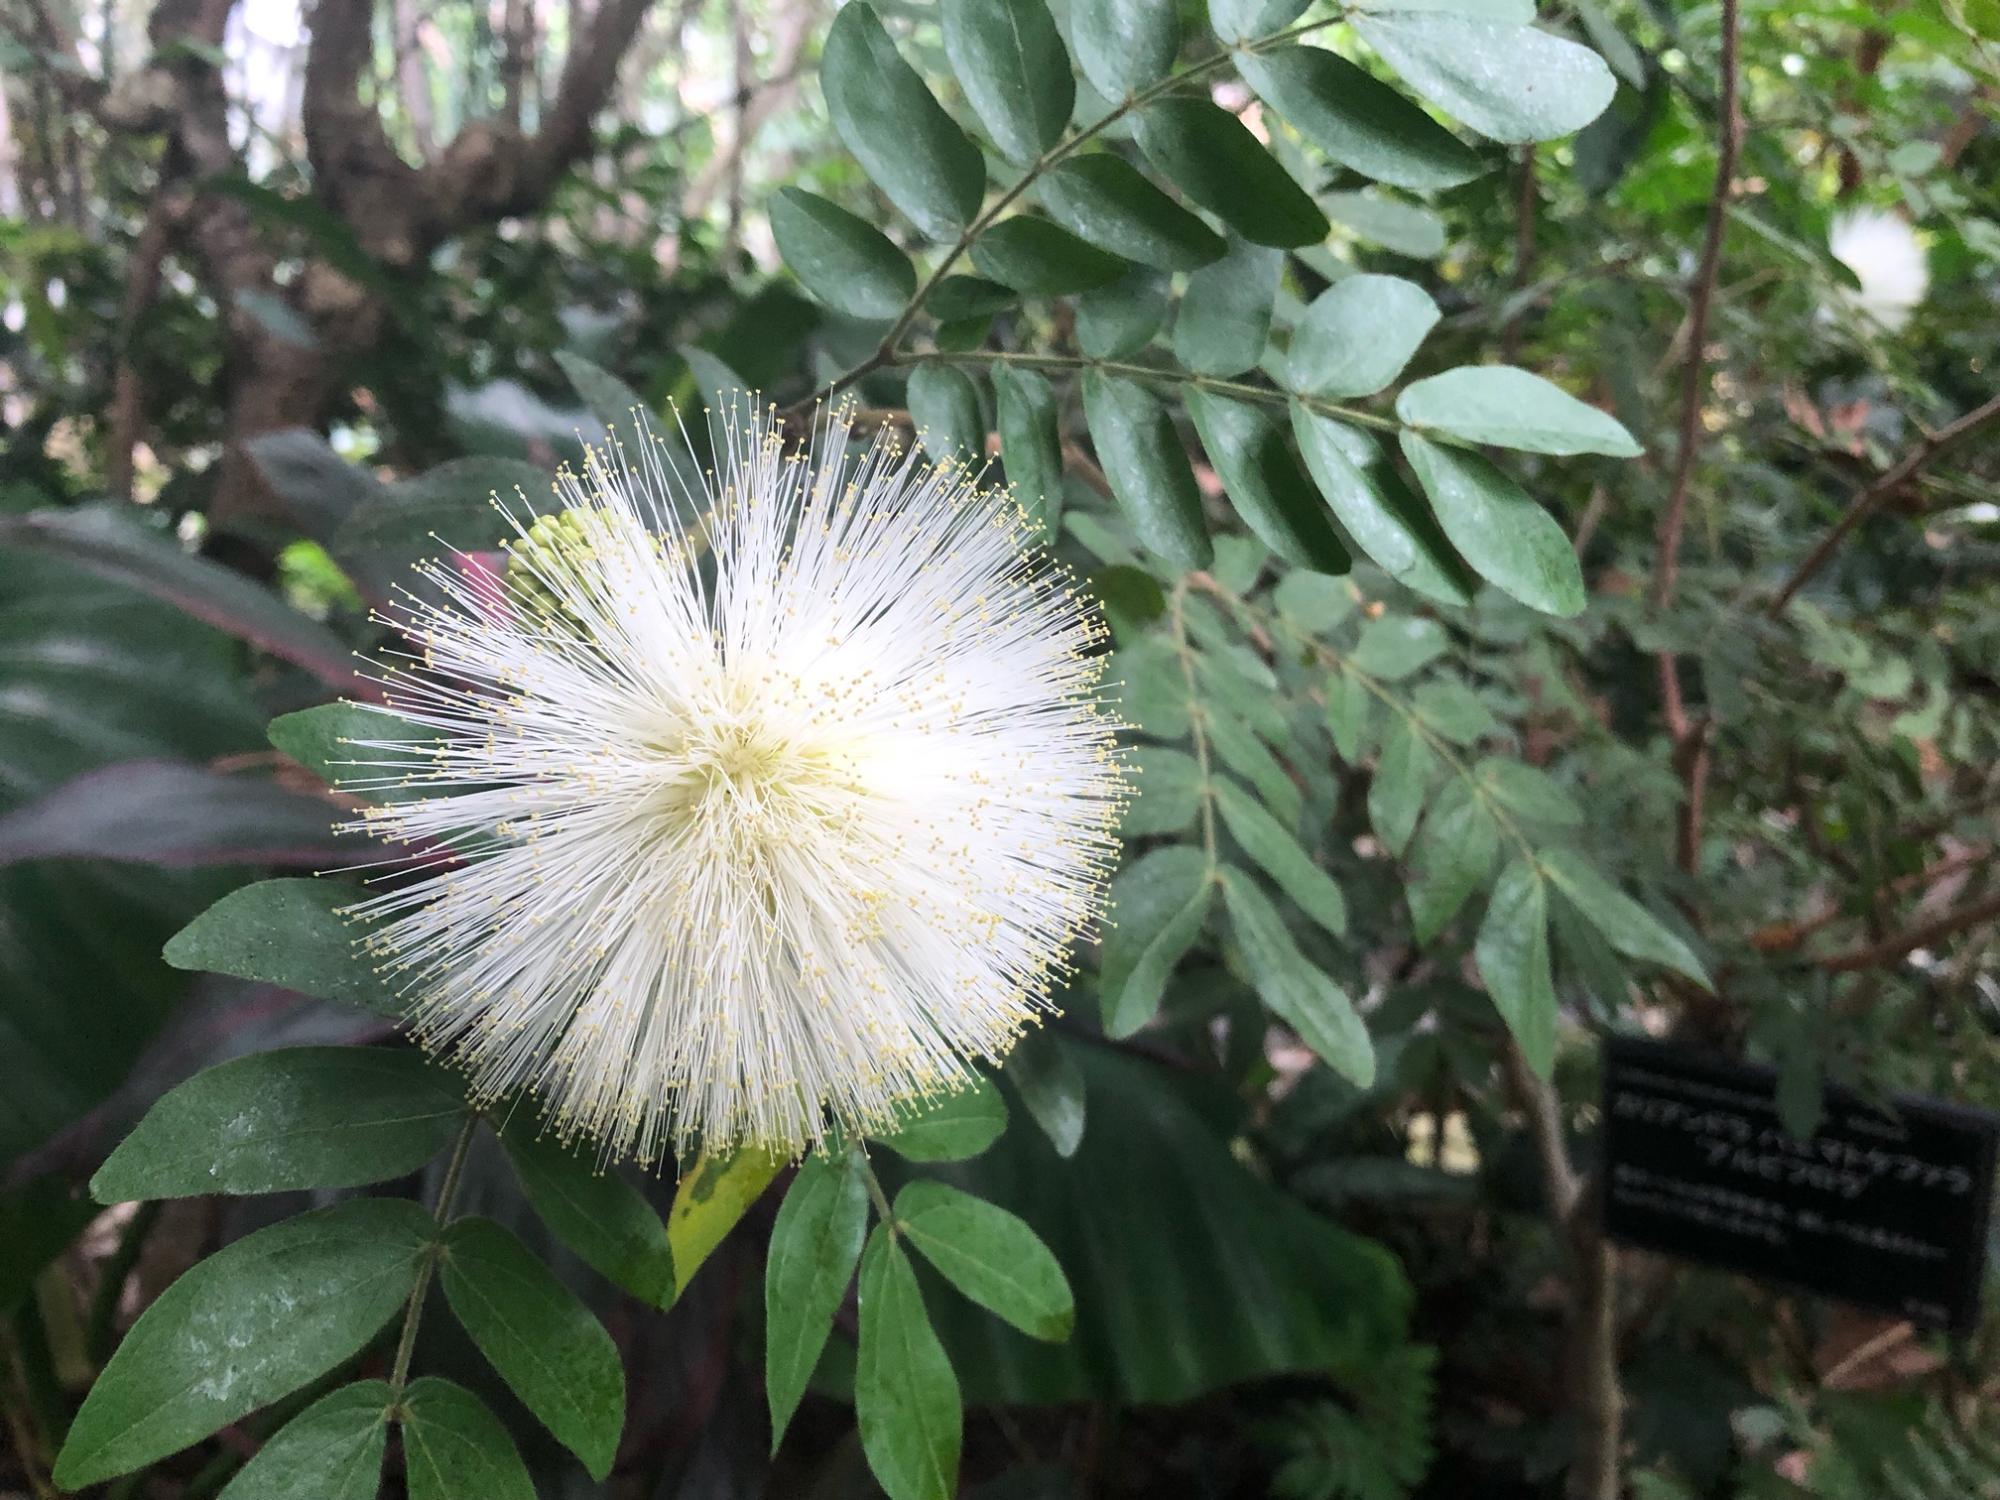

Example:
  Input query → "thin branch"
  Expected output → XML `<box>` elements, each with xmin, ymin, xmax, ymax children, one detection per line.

<box><xmin>1767</xmin><ymin>391</ymin><xmax>2000</xmax><ymax>615</ymax></box>
<box><xmin>107</xmin><ymin>189</ymin><xmax>184</xmax><ymax>501</ymax></box>
<box><xmin>1652</xmin><ymin>0</ymin><xmax>1741</xmax><ymax>612</ymax></box>
<box><xmin>1650</xmin><ymin>0</ymin><xmax>1740</xmax><ymax>886</ymax></box>
<box><xmin>1501</xmin><ymin>1041</ymin><xmax>1621</xmax><ymax>1500</ymax></box>
<box><xmin>1817</xmin><ymin>888</ymin><xmax>2000</xmax><ymax>974</ymax></box>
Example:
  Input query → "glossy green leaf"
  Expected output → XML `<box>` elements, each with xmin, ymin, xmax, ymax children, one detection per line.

<box><xmin>1070</xmin><ymin>0</ymin><xmax>1179</xmax><ymax>101</ymax></box>
<box><xmin>54</xmin><ymin>1200</ymin><xmax>430</xmax><ymax>1489</ymax></box>
<box><xmin>1292</xmin><ymin>406</ymin><xmax>1472</xmax><ymax>606</ymax></box>
<box><xmin>1118</xmin><ymin>745</ymin><xmax>1204</xmax><ymax>837</ymax></box>
<box><xmin>1083</xmin><ymin>371</ymin><xmax>1212</xmax><ymax>570</ymax></box>
<box><xmin>1219</xmin><ymin>868</ymin><xmax>1374</xmax><ymax>1086</ymax></box>
<box><xmin>1356</xmin><ymin>13</ymin><xmax>1616</xmax><ymax>144</ymax></box>
<box><xmin>1004</xmin><ymin>1027</ymin><xmax>1086</xmax><ymax>1157</ymax></box>
<box><xmin>1077</xmin><ymin>269</ymin><xmax>1170</xmax><ymax>358</ymax></box>
<box><xmin>771</xmin><ymin>188</ymin><xmax>917</xmax><ymax>320</ymax></box>
<box><xmin>907</xmin><ymin>363</ymin><xmax>985</xmax><ymax>467</ymax></box>
<box><xmin>1367</xmin><ymin>713</ymin><xmax>1435</xmax><ymax>856</ymax></box>
<box><xmin>1135</xmin><ymin>98</ymin><xmax>1328</xmax><ymax>248</ymax></box>
<box><xmin>438</xmin><ymin>1217</ymin><xmax>623</xmax><ymax>1477</ymax></box>
<box><xmin>553</xmin><ymin>349</ymin><xmax>647</xmax><ymax>435</ymax></box>
<box><xmin>163</xmin><ymin>878</ymin><xmax>400</xmax><ymax>1018</ymax></box>
<box><xmin>822</xmin><ymin>3</ymin><xmax>985</xmax><ymax>240</ymax></box>
<box><xmin>502</xmin><ymin>1137</ymin><xmax>679</xmax><ymax>1311</ymax></box>
<box><xmin>1406</xmin><ymin>777</ymin><xmax>1498</xmax><ymax>943</ymax></box>
<box><xmin>1185</xmin><ymin>390</ymin><xmax>1352</xmax><ymax>575</ymax></box>
<box><xmin>1287</xmin><ymin>274</ymin><xmax>1440</xmax><ymax>398</ymax></box>
<box><xmin>400</xmin><ymin>1378</ymin><xmax>536</xmax><ymax>1500</ymax></box>
<box><xmin>971</xmin><ymin>215</ymin><xmax>1132</xmax><ymax>293</ymax></box>
<box><xmin>1349</xmin><ymin>614</ymin><xmax>1449</xmax><ymax>680</ymax></box>
<box><xmin>1211</xmin><ymin>779</ymin><xmax>1346</xmax><ymax>938</ymax></box>
<box><xmin>941</xmin><ymin>0</ymin><xmax>1073</xmax><ymax>163</ymax></box>
<box><xmin>1236</xmin><ymin>45</ymin><xmax>1482</xmax><ymax>193</ymax></box>
<box><xmin>856</xmin><ymin>1227</ymin><xmax>962</xmax><ymax>1500</ymax></box>
<box><xmin>1175</xmin><ymin>236</ymin><xmax>1281</xmax><ymax>377</ymax></box>
<box><xmin>1397</xmin><ymin>365</ymin><xmax>1642</xmax><ymax>456</ymax></box>
<box><xmin>1039</xmin><ymin>155</ymin><xmax>1226</xmax><ymax>270</ymax></box>
<box><xmin>1538</xmin><ymin>848</ymin><xmax>1710</xmax><ymax>987</ymax></box>
<box><xmin>895</xmin><ymin>1179</ymin><xmax>1074</xmax><ymax>1340</ymax></box>
<box><xmin>668</xmin><ymin>1146</ymin><xmax>785</xmax><ymax>1288</ymax></box>
<box><xmin>1476</xmin><ymin>758</ymin><xmax>1584</xmax><ymax>829</ymax></box>
<box><xmin>1100</xmin><ymin>845</ymin><xmax>1216</xmax><ymax>1036</ymax></box>
<box><xmin>1400</xmin><ymin>432</ymin><xmax>1585</xmax><ymax>616</ymax></box>
<box><xmin>766</xmin><ymin>1149</ymin><xmax>871</xmax><ymax>1446</ymax></box>
<box><xmin>877</xmin><ymin>1077</ymin><xmax>1010</xmax><ymax>1161</ymax></box>
<box><xmin>991</xmin><ymin>364</ymin><xmax>1064</xmax><ymax>538</ymax></box>
<box><xmin>500</xmin><ymin>1129</ymin><xmax>675</xmax><ymax>1306</ymax></box>
<box><xmin>215</xmin><ymin>1381</ymin><xmax>391</xmax><ymax>1500</ymax></box>
<box><xmin>1475</xmin><ymin>858</ymin><xmax>1557</xmax><ymax>1074</ymax></box>
<box><xmin>93</xmin><ymin>1046</ymin><xmax>462</xmax><ymax>1201</ymax></box>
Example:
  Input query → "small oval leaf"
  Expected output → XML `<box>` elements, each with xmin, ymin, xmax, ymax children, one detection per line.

<box><xmin>942</xmin><ymin>0</ymin><xmax>1074</xmax><ymax>163</ymax></box>
<box><xmin>1286</xmin><ymin>274</ymin><xmax>1440</xmax><ymax>398</ymax></box>
<box><xmin>823</xmin><ymin>3</ymin><xmax>986</xmax><ymax>239</ymax></box>
<box><xmin>1083</xmin><ymin>371</ymin><xmax>1213</xmax><ymax>570</ymax></box>
<box><xmin>1395</xmin><ymin>365</ymin><xmax>1643</xmax><ymax>456</ymax></box>
<box><xmin>1135</xmin><ymin>98</ymin><xmax>1328</xmax><ymax>248</ymax></box>
<box><xmin>1039</xmin><ymin>154</ymin><xmax>1227</xmax><ymax>270</ymax></box>
<box><xmin>770</xmin><ymin>188</ymin><xmax>918</xmax><ymax>320</ymax></box>
<box><xmin>1399</xmin><ymin>432</ymin><xmax>1585</xmax><ymax>616</ymax></box>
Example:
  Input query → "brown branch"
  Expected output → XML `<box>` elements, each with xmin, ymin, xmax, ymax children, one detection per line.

<box><xmin>1502</xmin><ymin>1042</ymin><xmax>1621</xmax><ymax>1500</ymax></box>
<box><xmin>106</xmin><ymin>188</ymin><xmax>185</xmax><ymax>501</ymax></box>
<box><xmin>1650</xmin><ymin>0</ymin><xmax>1740</xmax><ymax>888</ymax></box>
<box><xmin>1750</xmin><ymin>844</ymin><xmax>1993</xmax><ymax>954</ymax></box>
<box><xmin>1767</xmin><ymin>391</ymin><xmax>2000</xmax><ymax>616</ymax></box>
<box><xmin>1817</xmin><ymin>888</ymin><xmax>2000</xmax><ymax>974</ymax></box>
<box><xmin>1652</xmin><ymin>0</ymin><xmax>1741</xmax><ymax>613</ymax></box>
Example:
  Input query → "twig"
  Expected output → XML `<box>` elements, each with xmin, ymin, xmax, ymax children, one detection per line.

<box><xmin>1651</xmin><ymin>0</ymin><xmax>1741</xmax><ymax>884</ymax></box>
<box><xmin>1767</xmin><ymin>391</ymin><xmax>2000</xmax><ymax>615</ymax></box>
<box><xmin>1501</xmin><ymin>1042</ymin><xmax>1621</xmax><ymax>1500</ymax></box>
<box><xmin>389</xmin><ymin>1114</ymin><xmax>479</xmax><ymax>1397</ymax></box>
<box><xmin>1816</xmin><ymin>888</ymin><xmax>2000</xmax><ymax>974</ymax></box>
<box><xmin>106</xmin><ymin>190</ymin><xmax>183</xmax><ymax>501</ymax></box>
<box><xmin>1749</xmin><ymin>844</ymin><xmax>1993</xmax><ymax>953</ymax></box>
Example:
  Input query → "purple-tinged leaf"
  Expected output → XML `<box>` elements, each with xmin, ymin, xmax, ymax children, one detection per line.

<box><xmin>0</xmin><ymin>760</ymin><xmax>344</xmax><ymax>869</ymax></box>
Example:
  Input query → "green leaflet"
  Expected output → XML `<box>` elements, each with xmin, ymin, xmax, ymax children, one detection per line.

<box><xmin>894</xmin><ymin>1179</ymin><xmax>1075</xmax><ymax>1340</ymax></box>
<box><xmin>856</xmin><ymin>1228</ymin><xmax>962</xmax><ymax>1500</ymax></box>
<box><xmin>93</xmin><ymin>1046</ymin><xmax>463</xmax><ymax>1200</ymax></box>
<box><xmin>438</xmin><ymin>1217</ymin><xmax>625</xmax><ymax>1478</ymax></box>
<box><xmin>876</xmin><ymin>1077</ymin><xmax>1011</xmax><ymax>1161</ymax></box>
<box><xmin>56</xmin><ymin>1200</ymin><xmax>431</xmax><ymax>1489</ymax></box>
<box><xmin>766</xmin><ymin>1149</ymin><xmax>871</xmax><ymax>1445</ymax></box>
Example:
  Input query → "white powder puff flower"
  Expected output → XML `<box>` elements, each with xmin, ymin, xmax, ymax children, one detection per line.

<box><xmin>344</xmin><ymin>405</ymin><xmax>1123</xmax><ymax>1164</ymax></box>
<box><xmin>1828</xmin><ymin>209</ymin><xmax>1929</xmax><ymax>332</ymax></box>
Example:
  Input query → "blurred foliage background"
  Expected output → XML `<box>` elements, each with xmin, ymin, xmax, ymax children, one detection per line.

<box><xmin>3</xmin><ymin>0</ymin><xmax>2000</xmax><ymax>1494</ymax></box>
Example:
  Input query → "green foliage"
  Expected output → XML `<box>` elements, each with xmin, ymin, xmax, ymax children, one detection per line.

<box><xmin>92</xmin><ymin>1047</ymin><xmax>464</xmax><ymax>1199</ymax></box>
<box><xmin>56</xmin><ymin>1200</ymin><xmax>432</xmax><ymax>1488</ymax></box>
<box><xmin>437</xmin><ymin>1217</ymin><xmax>626</xmax><ymax>1478</ymax></box>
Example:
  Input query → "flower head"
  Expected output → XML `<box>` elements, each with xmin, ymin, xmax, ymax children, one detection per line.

<box><xmin>1828</xmin><ymin>209</ymin><xmax>1928</xmax><ymax>332</ymax></box>
<box><xmin>345</xmin><ymin>405</ymin><xmax>1122</xmax><ymax>1164</ymax></box>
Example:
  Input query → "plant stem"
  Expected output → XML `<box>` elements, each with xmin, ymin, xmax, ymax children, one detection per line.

<box><xmin>891</xmin><ymin>347</ymin><xmax>1402</xmax><ymax>433</ymax></box>
<box><xmin>857</xmin><ymin>1153</ymin><xmax>896</xmax><ymax>1225</ymax></box>
<box><xmin>86</xmin><ymin>1200</ymin><xmax>162</xmax><ymax>1366</ymax></box>
<box><xmin>389</xmin><ymin>1113</ymin><xmax>479</xmax><ymax>1397</ymax></box>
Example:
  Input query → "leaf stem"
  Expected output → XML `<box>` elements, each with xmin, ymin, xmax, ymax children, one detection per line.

<box><xmin>783</xmin><ymin>12</ymin><xmax>1346</xmax><ymax>417</ymax></box>
<box><xmin>389</xmin><ymin>1112</ymin><xmax>480</xmax><ymax>1397</ymax></box>
<box><xmin>889</xmin><ymin>347</ymin><xmax>1402</xmax><ymax>433</ymax></box>
<box><xmin>857</xmin><ymin>1153</ymin><xmax>896</xmax><ymax>1226</ymax></box>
